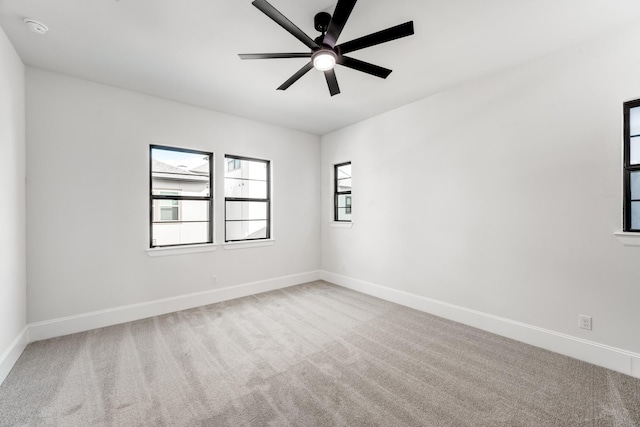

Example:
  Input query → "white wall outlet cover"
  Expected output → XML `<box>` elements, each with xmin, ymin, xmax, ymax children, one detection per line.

<box><xmin>578</xmin><ymin>315</ymin><xmax>592</xmax><ymax>330</ymax></box>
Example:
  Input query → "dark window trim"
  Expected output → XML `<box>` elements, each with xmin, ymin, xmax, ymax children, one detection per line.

<box><xmin>224</xmin><ymin>154</ymin><xmax>271</xmax><ymax>242</ymax></box>
<box><xmin>149</xmin><ymin>144</ymin><xmax>213</xmax><ymax>248</ymax></box>
<box><xmin>623</xmin><ymin>100</ymin><xmax>640</xmax><ymax>232</ymax></box>
<box><xmin>334</xmin><ymin>161</ymin><xmax>352</xmax><ymax>222</ymax></box>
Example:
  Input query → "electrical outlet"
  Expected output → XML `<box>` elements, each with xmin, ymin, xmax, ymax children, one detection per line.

<box><xmin>578</xmin><ymin>314</ymin><xmax>592</xmax><ymax>330</ymax></box>
<box><xmin>211</xmin><ymin>275</ymin><xmax>217</xmax><ymax>285</ymax></box>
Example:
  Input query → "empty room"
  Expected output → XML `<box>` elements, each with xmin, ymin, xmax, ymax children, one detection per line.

<box><xmin>1</xmin><ymin>0</ymin><xmax>640</xmax><ymax>425</ymax></box>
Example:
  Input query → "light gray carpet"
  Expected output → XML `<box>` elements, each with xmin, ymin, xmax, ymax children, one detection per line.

<box><xmin>1</xmin><ymin>281</ymin><xmax>639</xmax><ymax>426</ymax></box>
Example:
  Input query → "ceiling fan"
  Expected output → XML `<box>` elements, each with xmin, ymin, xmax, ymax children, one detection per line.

<box><xmin>238</xmin><ymin>0</ymin><xmax>415</xmax><ymax>96</ymax></box>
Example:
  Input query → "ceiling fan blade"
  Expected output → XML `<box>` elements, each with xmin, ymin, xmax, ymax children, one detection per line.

<box><xmin>252</xmin><ymin>0</ymin><xmax>319</xmax><ymax>50</ymax></box>
<box><xmin>337</xmin><ymin>56</ymin><xmax>392</xmax><ymax>79</ymax></box>
<box><xmin>324</xmin><ymin>69</ymin><xmax>341</xmax><ymax>96</ymax></box>
<box><xmin>239</xmin><ymin>53</ymin><xmax>312</xmax><ymax>60</ymax></box>
<box><xmin>338</xmin><ymin>21</ymin><xmax>414</xmax><ymax>55</ymax></box>
<box><xmin>277</xmin><ymin>62</ymin><xmax>314</xmax><ymax>91</ymax></box>
<box><xmin>323</xmin><ymin>0</ymin><xmax>357</xmax><ymax>48</ymax></box>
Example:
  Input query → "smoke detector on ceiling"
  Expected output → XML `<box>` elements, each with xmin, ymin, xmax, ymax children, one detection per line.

<box><xmin>24</xmin><ymin>19</ymin><xmax>48</xmax><ymax>35</ymax></box>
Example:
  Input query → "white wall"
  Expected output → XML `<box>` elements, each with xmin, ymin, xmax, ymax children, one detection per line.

<box><xmin>26</xmin><ymin>68</ymin><xmax>320</xmax><ymax>323</ymax></box>
<box><xmin>322</xmin><ymin>22</ymin><xmax>640</xmax><ymax>356</ymax></box>
<box><xmin>0</xmin><ymin>25</ymin><xmax>27</xmax><ymax>380</ymax></box>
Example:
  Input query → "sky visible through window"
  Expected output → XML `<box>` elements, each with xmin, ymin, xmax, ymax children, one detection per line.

<box><xmin>151</xmin><ymin>147</ymin><xmax>208</xmax><ymax>170</ymax></box>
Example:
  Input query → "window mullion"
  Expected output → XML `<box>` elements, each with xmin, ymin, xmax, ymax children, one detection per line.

<box><xmin>152</xmin><ymin>195</ymin><xmax>211</xmax><ymax>202</ymax></box>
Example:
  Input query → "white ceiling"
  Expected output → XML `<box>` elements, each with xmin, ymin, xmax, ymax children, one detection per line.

<box><xmin>1</xmin><ymin>0</ymin><xmax>639</xmax><ymax>135</ymax></box>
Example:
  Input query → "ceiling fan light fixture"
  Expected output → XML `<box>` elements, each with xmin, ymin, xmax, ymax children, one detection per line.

<box><xmin>312</xmin><ymin>49</ymin><xmax>337</xmax><ymax>71</ymax></box>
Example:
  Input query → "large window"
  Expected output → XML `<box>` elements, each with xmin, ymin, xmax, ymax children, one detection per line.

<box><xmin>150</xmin><ymin>145</ymin><xmax>213</xmax><ymax>247</ymax></box>
<box><xmin>624</xmin><ymin>100</ymin><xmax>640</xmax><ymax>231</ymax></box>
<box><xmin>224</xmin><ymin>155</ymin><xmax>270</xmax><ymax>242</ymax></box>
<box><xmin>334</xmin><ymin>162</ymin><xmax>352</xmax><ymax>221</ymax></box>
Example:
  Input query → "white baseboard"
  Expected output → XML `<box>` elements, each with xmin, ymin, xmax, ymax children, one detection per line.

<box><xmin>321</xmin><ymin>271</ymin><xmax>640</xmax><ymax>379</ymax></box>
<box><xmin>632</xmin><ymin>356</ymin><xmax>640</xmax><ymax>378</ymax></box>
<box><xmin>0</xmin><ymin>327</ymin><xmax>29</xmax><ymax>385</ymax></box>
<box><xmin>29</xmin><ymin>270</ymin><xmax>321</xmax><ymax>342</ymax></box>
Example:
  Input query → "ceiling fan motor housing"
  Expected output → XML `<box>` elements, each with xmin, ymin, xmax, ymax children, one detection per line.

<box><xmin>314</xmin><ymin>12</ymin><xmax>331</xmax><ymax>33</ymax></box>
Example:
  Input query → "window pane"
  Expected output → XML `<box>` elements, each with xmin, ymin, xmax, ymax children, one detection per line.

<box><xmin>632</xmin><ymin>172</ymin><xmax>640</xmax><ymax>200</ymax></box>
<box><xmin>336</xmin><ymin>164</ymin><xmax>352</xmax><ymax>192</ymax></box>
<box><xmin>224</xmin><ymin>178</ymin><xmax>267</xmax><ymax>198</ymax></box>
<box><xmin>630</xmin><ymin>106</ymin><xmax>640</xmax><ymax>136</ymax></box>
<box><xmin>337</xmin><ymin>163</ymin><xmax>351</xmax><ymax>177</ymax></box>
<box><xmin>160</xmin><ymin>206</ymin><xmax>178</xmax><ymax>221</ymax></box>
<box><xmin>631</xmin><ymin>136</ymin><xmax>640</xmax><ymax>166</ymax></box>
<box><xmin>336</xmin><ymin>208</ymin><xmax>351</xmax><ymax>221</ymax></box>
<box><xmin>337</xmin><ymin>177</ymin><xmax>352</xmax><ymax>191</ymax></box>
<box><xmin>151</xmin><ymin>148</ymin><xmax>210</xmax><ymax>197</ymax></box>
<box><xmin>152</xmin><ymin>200</ymin><xmax>210</xmax><ymax>246</ymax></box>
<box><xmin>226</xmin><ymin>220</ymin><xmax>268</xmax><ymax>241</ymax></box>
<box><xmin>226</xmin><ymin>201</ymin><xmax>267</xmax><ymax>221</ymax></box>
<box><xmin>159</xmin><ymin>199</ymin><xmax>179</xmax><ymax>207</ymax></box>
<box><xmin>632</xmin><ymin>202</ymin><xmax>640</xmax><ymax>230</ymax></box>
<box><xmin>153</xmin><ymin>200</ymin><xmax>209</xmax><ymax>222</ymax></box>
<box><xmin>225</xmin><ymin>158</ymin><xmax>267</xmax><ymax>181</ymax></box>
<box><xmin>336</xmin><ymin>194</ymin><xmax>351</xmax><ymax>208</ymax></box>
<box><xmin>336</xmin><ymin>195</ymin><xmax>352</xmax><ymax>221</ymax></box>
<box><xmin>226</xmin><ymin>158</ymin><xmax>241</xmax><ymax>172</ymax></box>
<box><xmin>224</xmin><ymin>157</ymin><xmax>268</xmax><ymax>198</ymax></box>
<box><xmin>152</xmin><ymin>222</ymin><xmax>209</xmax><ymax>246</ymax></box>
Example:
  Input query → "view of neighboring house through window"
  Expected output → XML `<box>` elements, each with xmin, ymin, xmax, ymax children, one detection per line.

<box><xmin>159</xmin><ymin>191</ymin><xmax>179</xmax><ymax>221</ymax></box>
<box><xmin>224</xmin><ymin>155</ymin><xmax>270</xmax><ymax>242</ymax></box>
<box><xmin>335</xmin><ymin>162</ymin><xmax>352</xmax><ymax>221</ymax></box>
<box><xmin>227</xmin><ymin>157</ymin><xmax>241</xmax><ymax>171</ymax></box>
<box><xmin>624</xmin><ymin>100</ymin><xmax>640</xmax><ymax>231</ymax></box>
<box><xmin>150</xmin><ymin>145</ymin><xmax>213</xmax><ymax>247</ymax></box>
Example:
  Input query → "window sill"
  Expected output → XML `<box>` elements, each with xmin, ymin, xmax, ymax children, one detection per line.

<box><xmin>146</xmin><ymin>243</ymin><xmax>218</xmax><ymax>257</ymax></box>
<box><xmin>329</xmin><ymin>222</ymin><xmax>353</xmax><ymax>228</ymax></box>
<box><xmin>223</xmin><ymin>239</ymin><xmax>275</xmax><ymax>250</ymax></box>
<box><xmin>614</xmin><ymin>232</ymin><xmax>640</xmax><ymax>247</ymax></box>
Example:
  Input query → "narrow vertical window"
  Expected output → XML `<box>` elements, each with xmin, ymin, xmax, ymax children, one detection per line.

<box><xmin>624</xmin><ymin>100</ymin><xmax>640</xmax><ymax>231</ymax></box>
<box><xmin>224</xmin><ymin>155</ymin><xmax>270</xmax><ymax>242</ymax></box>
<box><xmin>150</xmin><ymin>145</ymin><xmax>213</xmax><ymax>247</ymax></box>
<box><xmin>334</xmin><ymin>162</ymin><xmax>352</xmax><ymax>222</ymax></box>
